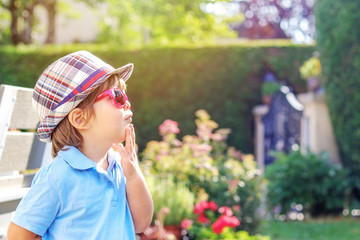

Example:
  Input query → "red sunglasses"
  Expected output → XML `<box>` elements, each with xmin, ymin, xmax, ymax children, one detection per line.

<box><xmin>95</xmin><ymin>88</ymin><xmax>131</xmax><ymax>109</ymax></box>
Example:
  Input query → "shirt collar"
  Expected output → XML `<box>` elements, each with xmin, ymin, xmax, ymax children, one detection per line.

<box><xmin>107</xmin><ymin>148</ymin><xmax>118</xmax><ymax>170</ymax></box>
<box><xmin>58</xmin><ymin>146</ymin><xmax>97</xmax><ymax>170</ymax></box>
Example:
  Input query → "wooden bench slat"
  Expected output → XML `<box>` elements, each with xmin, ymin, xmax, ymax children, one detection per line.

<box><xmin>0</xmin><ymin>132</ymin><xmax>36</xmax><ymax>172</ymax></box>
<box><xmin>9</xmin><ymin>86</ymin><xmax>39</xmax><ymax>130</ymax></box>
<box><xmin>0</xmin><ymin>85</ymin><xmax>39</xmax><ymax>130</ymax></box>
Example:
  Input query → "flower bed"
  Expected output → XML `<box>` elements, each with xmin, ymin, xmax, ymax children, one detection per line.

<box><xmin>140</xmin><ymin>110</ymin><xmax>267</xmax><ymax>237</ymax></box>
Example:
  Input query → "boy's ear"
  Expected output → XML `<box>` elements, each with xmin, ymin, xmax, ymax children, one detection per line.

<box><xmin>67</xmin><ymin>108</ymin><xmax>91</xmax><ymax>130</ymax></box>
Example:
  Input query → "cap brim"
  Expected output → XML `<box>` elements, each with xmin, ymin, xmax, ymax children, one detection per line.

<box><xmin>107</xmin><ymin>63</ymin><xmax>134</xmax><ymax>82</ymax></box>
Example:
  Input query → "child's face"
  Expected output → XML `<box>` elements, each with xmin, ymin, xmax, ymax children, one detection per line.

<box><xmin>88</xmin><ymin>86</ymin><xmax>132</xmax><ymax>145</ymax></box>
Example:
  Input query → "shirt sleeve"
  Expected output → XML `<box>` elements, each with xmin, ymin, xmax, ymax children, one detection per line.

<box><xmin>12</xmin><ymin>166</ymin><xmax>61</xmax><ymax>236</ymax></box>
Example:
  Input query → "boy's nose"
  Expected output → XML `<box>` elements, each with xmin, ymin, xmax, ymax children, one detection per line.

<box><xmin>124</xmin><ymin>100</ymin><xmax>131</xmax><ymax>110</ymax></box>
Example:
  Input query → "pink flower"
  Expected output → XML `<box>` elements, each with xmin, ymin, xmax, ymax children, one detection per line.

<box><xmin>211</xmin><ymin>128</ymin><xmax>231</xmax><ymax>142</ymax></box>
<box><xmin>172</xmin><ymin>138</ymin><xmax>182</xmax><ymax>147</ymax></box>
<box><xmin>211</xmin><ymin>215</ymin><xmax>240</xmax><ymax>234</ymax></box>
<box><xmin>190</xmin><ymin>143</ymin><xmax>212</xmax><ymax>155</ymax></box>
<box><xmin>196</xmin><ymin>125</ymin><xmax>212</xmax><ymax>140</ymax></box>
<box><xmin>158</xmin><ymin>119</ymin><xmax>180</xmax><ymax>136</ymax></box>
<box><xmin>219</xmin><ymin>206</ymin><xmax>233</xmax><ymax>216</ymax></box>
<box><xmin>181</xmin><ymin>218</ymin><xmax>193</xmax><ymax>229</ymax></box>
<box><xmin>197</xmin><ymin>213</ymin><xmax>211</xmax><ymax>224</ymax></box>
<box><xmin>228</xmin><ymin>179</ymin><xmax>238</xmax><ymax>188</ymax></box>
<box><xmin>233</xmin><ymin>205</ymin><xmax>241</xmax><ymax>212</ymax></box>
<box><xmin>227</xmin><ymin>147</ymin><xmax>243</xmax><ymax>160</ymax></box>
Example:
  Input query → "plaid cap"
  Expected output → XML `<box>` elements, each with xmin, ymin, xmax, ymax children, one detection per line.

<box><xmin>32</xmin><ymin>50</ymin><xmax>134</xmax><ymax>142</ymax></box>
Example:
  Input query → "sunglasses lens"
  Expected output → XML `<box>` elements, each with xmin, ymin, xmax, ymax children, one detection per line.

<box><xmin>113</xmin><ymin>89</ymin><xmax>126</xmax><ymax>106</ymax></box>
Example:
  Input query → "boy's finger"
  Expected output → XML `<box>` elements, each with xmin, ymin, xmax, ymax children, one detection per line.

<box><xmin>125</xmin><ymin>126</ymin><xmax>132</xmax><ymax>152</ymax></box>
<box><xmin>130</xmin><ymin>124</ymin><xmax>136</xmax><ymax>149</ymax></box>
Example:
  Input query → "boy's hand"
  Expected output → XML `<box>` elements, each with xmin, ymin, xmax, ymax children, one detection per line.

<box><xmin>112</xmin><ymin>124</ymin><xmax>140</xmax><ymax>180</ymax></box>
<box><xmin>113</xmin><ymin>124</ymin><xmax>154</xmax><ymax>233</ymax></box>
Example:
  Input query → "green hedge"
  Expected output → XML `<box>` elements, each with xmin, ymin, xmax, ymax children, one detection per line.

<box><xmin>315</xmin><ymin>0</ymin><xmax>360</xmax><ymax>198</ymax></box>
<box><xmin>0</xmin><ymin>42</ymin><xmax>314</xmax><ymax>152</ymax></box>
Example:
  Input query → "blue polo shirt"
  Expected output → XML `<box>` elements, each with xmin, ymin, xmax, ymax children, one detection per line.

<box><xmin>12</xmin><ymin>146</ymin><xmax>135</xmax><ymax>240</ymax></box>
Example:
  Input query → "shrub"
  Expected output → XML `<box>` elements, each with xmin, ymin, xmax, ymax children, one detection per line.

<box><xmin>145</xmin><ymin>175</ymin><xmax>195</xmax><ymax>226</ymax></box>
<box><xmin>265</xmin><ymin>150</ymin><xmax>350</xmax><ymax>217</ymax></box>
<box><xmin>315</xmin><ymin>0</ymin><xmax>360</xmax><ymax>199</ymax></box>
<box><xmin>141</xmin><ymin>109</ymin><xmax>265</xmax><ymax>233</ymax></box>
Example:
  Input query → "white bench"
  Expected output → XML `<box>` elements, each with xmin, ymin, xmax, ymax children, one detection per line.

<box><xmin>0</xmin><ymin>84</ymin><xmax>52</xmax><ymax>238</ymax></box>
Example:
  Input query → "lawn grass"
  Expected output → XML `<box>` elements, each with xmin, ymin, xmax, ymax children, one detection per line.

<box><xmin>259</xmin><ymin>217</ymin><xmax>360</xmax><ymax>240</ymax></box>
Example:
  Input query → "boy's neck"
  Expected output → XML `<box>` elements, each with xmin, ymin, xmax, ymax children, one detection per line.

<box><xmin>80</xmin><ymin>141</ymin><xmax>110</xmax><ymax>170</ymax></box>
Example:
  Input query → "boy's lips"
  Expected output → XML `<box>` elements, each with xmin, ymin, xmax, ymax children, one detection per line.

<box><xmin>125</xmin><ymin>114</ymin><xmax>133</xmax><ymax>121</ymax></box>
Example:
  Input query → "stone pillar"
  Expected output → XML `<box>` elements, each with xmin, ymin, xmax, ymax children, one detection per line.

<box><xmin>297</xmin><ymin>92</ymin><xmax>341</xmax><ymax>165</ymax></box>
<box><xmin>252</xmin><ymin>105</ymin><xmax>269</xmax><ymax>171</ymax></box>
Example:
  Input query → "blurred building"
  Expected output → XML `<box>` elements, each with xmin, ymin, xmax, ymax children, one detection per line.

<box><xmin>33</xmin><ymin>1</ymin><xmax>106</xmax><ymax>44</ymax></box>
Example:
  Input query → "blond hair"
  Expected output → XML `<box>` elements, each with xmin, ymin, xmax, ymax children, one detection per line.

<box><xmin>51</xmin><ymin>75</ymin><xmax>127</xmax><ymax>157</ymax></box>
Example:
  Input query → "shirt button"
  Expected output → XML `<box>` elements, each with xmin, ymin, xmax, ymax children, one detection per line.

<box><xmin>108</xmin><ymin>182</ymin><xmax>113</xmax><ymax>188</ymax></box>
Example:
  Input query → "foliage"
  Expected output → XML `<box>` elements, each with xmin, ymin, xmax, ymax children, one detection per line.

<box><xmin>315</xmin><ymin>0</ymin><xmax>360</xmax><ymax>200</ymax></box>
<box><xmin>145</xmin><ymin>175</ymin><xmax>195</xmax><ymax>226</ymax></box>
<box><xmin>181</xmin><ymin>200</ymin><xmax>270</xmax><ymax>240</ymax></box>
<box><xmin>265</xmin><ymin>150</ymin><xmax>350</xmax><ymax>217</ymax></box>
<box><xmin>0</xmin><ymin>43</ymin><xmax>314</xmax><ymax>152</ymax></box>
<box><xmin>299</xmin><ymin>56</ymin><xmax>321</xmax><ymax>79</ymax></box>
<box><xmin>141</xmin><ymin>109</ymin><xmax>265</xmax><ymax>233</ymax></box>
<box><xmin>97</xmin><ymin>0</ymin><xmax>238</xmax><ymax>47</ymax></box>
<box><xmin>261</xmin><ymin>82</ymin><xmax>281</xmax><ymax>96</ymax></box>
<box><xmin>0</xmin><ymin>5</ymin><xmax>11</xmax><ymax>44</ymax></box>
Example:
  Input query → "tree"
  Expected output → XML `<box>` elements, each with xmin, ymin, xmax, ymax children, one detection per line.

<box><xmin>39</xmin><ymin>0</ymin><xmax>56</xmax><ymax>44</ymax></box>
<box><xmin>0</xmin><ymin>0</ymin><xmax>38</xmax><ymax>44</ymax></box>
<box><xmin>232</xmin><ymin>0</ymin><xmax>315</xmax><ymax>42</ymax></box>
<box><xmin>97</xmin><ymin>0</ymin><xmax>238</xmax><ymax>47</ymax></box>
<box><xmin>0</xmin><ymin>0</ymin><xmax>103</xmax><ymax>45</ymax></box>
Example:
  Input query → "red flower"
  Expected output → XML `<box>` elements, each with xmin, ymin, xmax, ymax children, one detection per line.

<box><xmin>181</xmin><ymin>218</ymin><xmax>193</xmax><ymax>229</ymax></box>
<box><xmin>197</xmin><ymin>213</ymin><xmax>211</xmax><ymax>224</ymax></box>
<box><xmin>211</xmin><ymin>215</ymin><xmax>240</xmax><ymax>234</ymax></box>
<box><xmin>194</xmin><ymin>200</ymin><xmax>213</xmax><ymax>214</ymax></box>
<box><xmin>208</xmin><ymin>201</ymin><xmax>218</xmax><ymax>211</ymax></box>
<box><xmin>194</xmin><ymin>202</ymin><xmax>205</xmax><ymax>214</ymax></box>
<box><xmin>218</xmin><ymin>206</ymin><xmax>233</xmax><ymax>216</ymax></box>
<box><xmin>199</xmin><ymin>200</ymin><xmax>209</xmax><ymax>209</ymax></box>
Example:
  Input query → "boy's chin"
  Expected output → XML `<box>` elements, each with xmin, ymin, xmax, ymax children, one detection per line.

<box><xmin>119</xmin><ymin>134</ymin><xmax>126</xmax><ymax>143</ymax></box>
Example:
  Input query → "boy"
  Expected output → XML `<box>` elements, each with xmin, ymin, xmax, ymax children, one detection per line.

<box><xmin>7</xmin><ymin>51</ymin><xmax>153</xmax><ymax>239</ymax></box>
